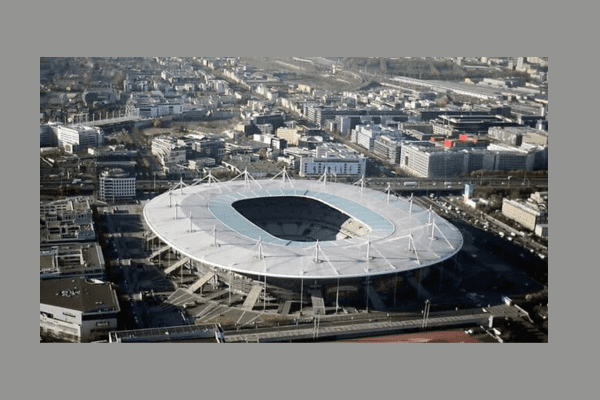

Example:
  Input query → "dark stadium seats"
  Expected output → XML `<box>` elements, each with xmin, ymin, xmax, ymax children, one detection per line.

<box><xmin>232</xmin><ymin>196</ymin><xmax>369</xmax><ymax>242</ymax></box>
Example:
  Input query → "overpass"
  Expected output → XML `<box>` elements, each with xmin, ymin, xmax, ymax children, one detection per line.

<box><xmin>223</xmin><ymin>312</ymin><xmax>493</xmax><ymax>342</ymax></box>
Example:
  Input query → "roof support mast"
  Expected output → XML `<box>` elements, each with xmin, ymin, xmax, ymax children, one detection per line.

<box><xmin>314</xmin><ymin>240</ymin><xmax>321</xmax><ymax>263</ymax></box>
<box><xmin>212</xmin><ymin>225</ymin><xmax>219</xmax><ymax>247</ymax></box>
<box><xmin>386</xmin><ymin>183</ymin><xmax>392</xmax><ymax>203</ymax></box>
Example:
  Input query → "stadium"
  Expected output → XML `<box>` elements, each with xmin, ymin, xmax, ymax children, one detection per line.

<box><xmin>143</xmin><ymin>170</ymin><xmax>464</xmax><ymax>313</ymax></box>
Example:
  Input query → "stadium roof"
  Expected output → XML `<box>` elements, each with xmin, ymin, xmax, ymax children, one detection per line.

<box><xmin>143</xmin><ymin>177</ymin><xmax>463</xmax><ymax>280</ymax></box>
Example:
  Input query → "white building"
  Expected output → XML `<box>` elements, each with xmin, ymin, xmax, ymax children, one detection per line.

<box><xmin>57</xmin><ymin>125</ymin><xmax>104</xmax><ymax>153</ymax></box>
<box><xmin>40</xmin><ymin>278</ymin><xmax>120</xmax><ymax>342</ymax></box>
<box><xmin>400</xmin><ymin>141</ymin><xmax>548</xmax><ymax>178</ymax></box>
<box><xmin>126</xmin><ymin>93</ymin><xmax>185</xmax><ymax>118</ymax></box>
<box><xmin>502</xmin><ymin>195</ymin><xmax>548</xmax><ymax>231</ymax></box>
<box><xmin>151</xmin><ymin>136</ymin><xmax>187</xmax><ymax>172</ymax></box>
<box><xmin>351</xmin><ymin>124</ymin><xmax>403</xmax><ymax>152</ymax></box>
<box><xmin>300</xmin><ymin>143</ymin><xmax>366</xmax><ymax>177</ymax></box>
<box><xmin>99</xmin><ymin>168</ymin><xmax>136</xmax><ymax>202</ymax></box>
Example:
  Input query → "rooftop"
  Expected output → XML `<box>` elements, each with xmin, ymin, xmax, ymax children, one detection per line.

<box><xmin>40</xmin><ymin>277</ymin><xmax>119</xmax><ymax>313</ymax></box>
<box><xmin>143</xmin><ymin>178</ymin><xmax>463</xmax><ymax>280</ymax></box>
<box><xmin>40</xmin><ymin>242</ymin><xmax>105</xmax><ymax>277</ymax></box>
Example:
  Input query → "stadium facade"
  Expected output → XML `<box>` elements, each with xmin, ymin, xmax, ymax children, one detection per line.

<box><xmin>143</xmin><ymin>171</ymin><xmax>463</xmax><ymax>310</ymax></box>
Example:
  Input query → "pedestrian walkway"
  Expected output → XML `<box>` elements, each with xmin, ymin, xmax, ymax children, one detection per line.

<box><xmin>163</xmin><ymin>256</ymin><xmax>189</xmax><ymax>275</ymax></box>
<box><xmin>367</xmin><ymin>284</ymin><xmax>386</xmax><ymax>310</ymax></box>
<box><xmin>280</xmin><ymin>301</ymin><xmax>293</xmax><ymax>315</ymax></box>
<box><xmin>224</xmin><ymin>312</ymin><xmax>492</xmax><ymax>343</ymax></box>
<box><xmin>241</xmin><ymin>285</ymin><xmax>263</xmax><ymax>311</ymax></box>
<box><xmin>311</xmin><ymin>296</ymin><xmax>325</xmax><ymax>315</ymax></box>
<box><xmin>148</xmin><ymin>246</ymin><xmax>170</xmax><ymax>260</ymax></box>
<box><xmin>188</xmin><ymin>271</ymin><xmax>215</xmax><ymax>293</ymax></box>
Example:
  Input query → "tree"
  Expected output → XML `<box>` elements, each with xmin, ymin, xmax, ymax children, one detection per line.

<box><xmin>379</xmin><ymin>58</ymin><xmax>387</xmax><ymax>74</ymax></box>
<box><xmin>258</xmin><ymin>148</ymin><xmax>268</xmax><ymax>160</ymax></box>
<box><xmin>210</xmin><ymin>168</ymin><xmax>232</xmax><ymax>180</ymax></box>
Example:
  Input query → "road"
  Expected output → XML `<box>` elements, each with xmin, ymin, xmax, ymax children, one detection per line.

<box><xmin>362</xmin><ymin>176</ymin><xmax>548</xmax><ymax>193</ymax></box>
<box><xmin>414</xmin><ymin>193</ymin><xmax>548</xmax><ymax>257</ymax></box>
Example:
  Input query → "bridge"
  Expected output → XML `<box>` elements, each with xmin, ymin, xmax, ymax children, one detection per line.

<box><xmin>188</xmin><ymin>271</ymin><xmax>216</xmax><ymax>293</ymax></box>
<box><xmin>163</xmin><ymin>257</ymin><xmax>190</xmax><ymax>275</ymax></box>
<box><xmin>80</xmin><ymin>114</ymin><xmax>141</xmax><ymax>128</ymax></box>
<box><xmin>241</xmin><ymin>284</ymin><xmax>264</xmax><ymax>311</ymax></box>
<box><xmin>310</xmin><ymin>295</ymin><xmax>326</xmax><ymax>316</ymax></box>
<box><xmin>223</xmin><ymin>312</ymin><xmax>493</xmax><ymax>342</ymax></box>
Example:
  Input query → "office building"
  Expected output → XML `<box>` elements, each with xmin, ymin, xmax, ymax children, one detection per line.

<box><xmin>373</xmin><ymin>135</ymin><xmax>404</xmax><ymax>164</ymax></box>
<box><xmin>40</xmin><ymin>242</ymin><xmax>106</xmax><ymax>281</ymax></box>
<box><xmin>502</xmin><ymin>198</ymin><xmax>548</xmax><ymax>231</ymax></box>
<box><xmin>98</xmin><ymin>168</ymin><xmax>136</xmax><ymax>202</ymax></box>
<box><xmin>305</xmin><ymin>105</ymin><xmax>408</xmax><ymax>127</ymax></box>
<box><xmin>488</xmin><ymin>126</ymin><xmax>548</xmax><ymax>147</ymax></box>
<box><xmin>184</xmin><ymin>134</ymin><xmax>224</xmax><ymax>160</ymax></box>
<box><xmin>151</xmin><ymin>136</ymin><xmax>187</xmax><ymax>173</ymax></box>
<box><xmin>40</xmin><ymin>278</ymin><xmax>120</xmax><ymax>342</ymax></box>
<box><xmin>352</xmin><ymin>124</ymin><xmax>403</xmax><ymax>152</ymax></box>
<box><xmin>399</xmin><ymin>142</ymin><xmax>547</xmax><ymax>178</ymax></box>
<box><xmin>57</xmin><ymin>125</ymin><xmax>104</xmax><ymax>153</ymax></box>
<box><xmin>300</xmin><ymin>143</ymin><xmax>366</xmax><ymax>177</ymax></box>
